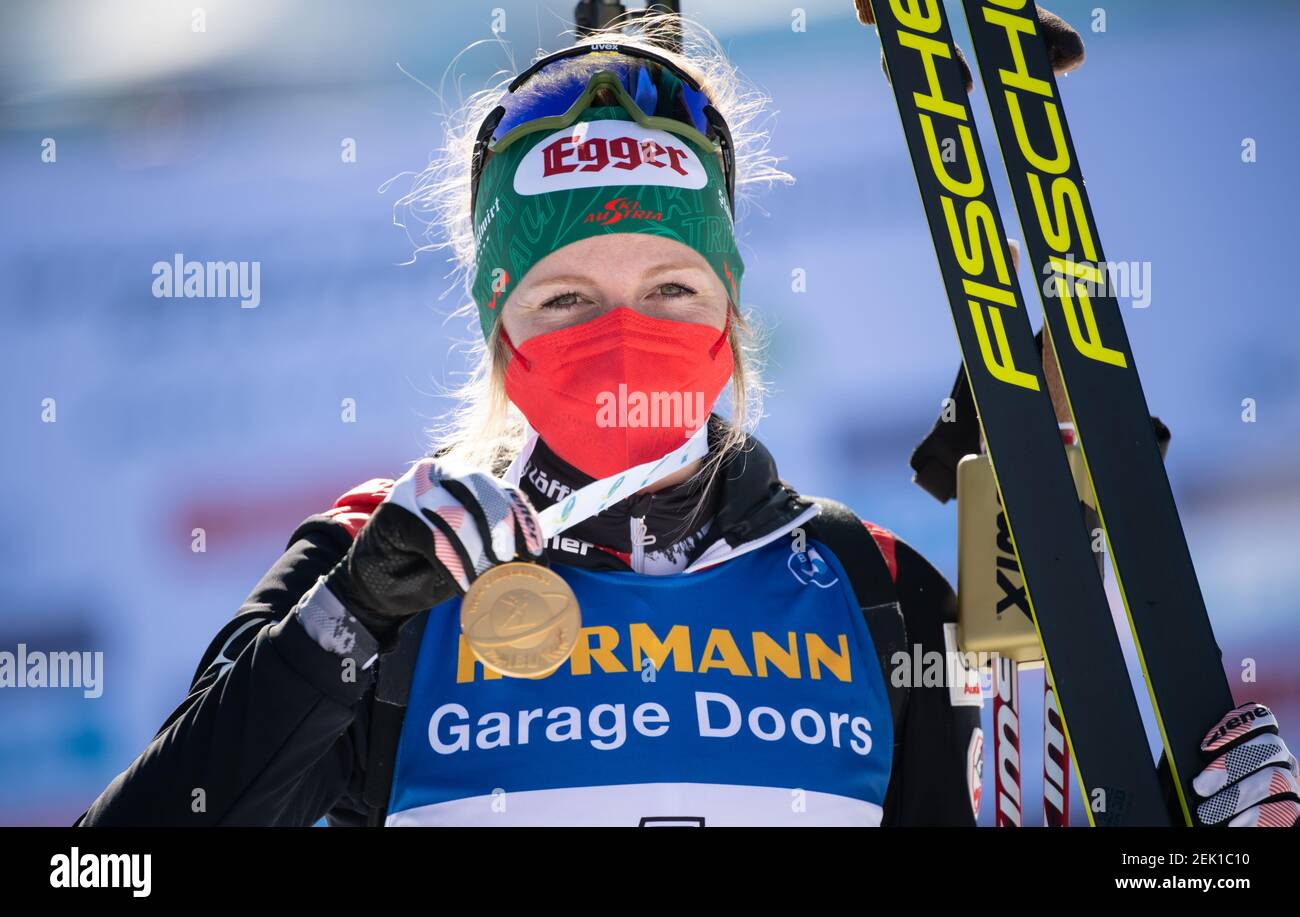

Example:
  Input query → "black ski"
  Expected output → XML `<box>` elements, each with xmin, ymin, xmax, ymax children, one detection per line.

<box><xmin>958</xmin><ymin>0</ymin><xmax>1234</xmax><ymax>825</ymax></box>
<box><xmin>866</xmin><ymin>0</ymin><xmax>1169</xmax><ymax>824</ymax></box>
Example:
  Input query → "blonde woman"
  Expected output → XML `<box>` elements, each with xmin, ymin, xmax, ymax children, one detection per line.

<box><xmin>77</xmin><ymin>14</ymin><xmax>1298</xmax><ymax>829</ymax></box>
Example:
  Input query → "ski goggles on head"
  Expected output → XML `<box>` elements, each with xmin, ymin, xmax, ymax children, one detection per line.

<box><xmin>469</xmin><ymin>42</ymin><xmax>735</xmax><ymax>218</ymax></box>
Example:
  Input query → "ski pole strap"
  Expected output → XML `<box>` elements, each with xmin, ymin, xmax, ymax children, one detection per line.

<box><xmin>362</xmin><ymin>610</ymin><xmax>429</xmax><ymax>826</ymax></box>
<box><xmin>804</xmin><ymin>497</ymin><xmax>909</xmax><ymax>737</ymax></box>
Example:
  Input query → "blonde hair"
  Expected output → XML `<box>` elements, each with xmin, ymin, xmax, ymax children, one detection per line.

<box><xmin>392</xmin><ymin>12</ymin><xmax>793</xmax><ymax>491</ymax></box>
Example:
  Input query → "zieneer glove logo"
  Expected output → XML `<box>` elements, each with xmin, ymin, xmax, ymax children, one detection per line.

<box><xmin>513</xmin><ymin>120</ymin><xmax>708</xmax><ymax>195</ymax></box>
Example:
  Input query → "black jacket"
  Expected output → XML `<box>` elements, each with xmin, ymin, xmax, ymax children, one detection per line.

<box><xmin>77</xmin><ymin>424</ymin><xmax>979</xmax><ymax>826</ymax></box>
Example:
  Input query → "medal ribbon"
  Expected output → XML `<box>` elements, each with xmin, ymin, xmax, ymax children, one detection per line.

<box><xmin>502</xmin><ymin>420</ymin><xmax>711</xmax><ymax>540</ymax></box>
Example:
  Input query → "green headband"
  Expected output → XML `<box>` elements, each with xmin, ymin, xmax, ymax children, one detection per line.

<box><xmin>470</xmin><ymin>106</ymin><xmax>743</xmax><ymax>338</ymax></box>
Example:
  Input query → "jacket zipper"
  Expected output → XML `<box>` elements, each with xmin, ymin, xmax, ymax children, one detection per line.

<box><xmin>629</xmin><ymin>515</ymin><xmax>656</xmax><ymax>574</ymax></box>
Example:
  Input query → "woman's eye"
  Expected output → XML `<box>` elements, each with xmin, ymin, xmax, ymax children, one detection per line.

<box><xmin>540</xmin><ymin>291</ymin><xmax>582</xmax><ymax>309</ymax></box>
<box><xmin>657</xmin><ymin>282</ymin><xmax>696</xmax><ymax>298</ymax></box>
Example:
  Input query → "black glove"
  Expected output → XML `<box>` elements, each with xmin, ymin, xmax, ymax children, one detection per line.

<box><xmin>323</xmin><ymin>460</ymin><xmax>546</xmax><ymax>645</ymax></box>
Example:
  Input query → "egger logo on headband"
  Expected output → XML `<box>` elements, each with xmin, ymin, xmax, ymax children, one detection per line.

<box><xmin>513</xmin><ymin>120</ymin><xmax>708</xmax><ymax>195</ymax></box>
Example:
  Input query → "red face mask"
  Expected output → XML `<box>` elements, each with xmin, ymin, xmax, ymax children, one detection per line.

<box><xmin>503</xmin><ymin>306</ymin><xmax>734</xmax><ymax>479</ymax></box>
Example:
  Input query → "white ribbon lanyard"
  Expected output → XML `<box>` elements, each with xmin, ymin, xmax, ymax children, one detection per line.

<box><xmin>502</xmin><ymin>422</ymin><xmax>712</xmax><ymax>540</ymax></box>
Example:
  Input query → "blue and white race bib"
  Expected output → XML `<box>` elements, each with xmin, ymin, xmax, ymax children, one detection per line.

<box><xmin>387</xmin><ymin>537</ymin><xmax>893</xmax><ymax>826</ymax></box>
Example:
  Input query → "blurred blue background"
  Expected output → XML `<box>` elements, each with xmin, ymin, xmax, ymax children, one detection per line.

<box><xmin>3</xmin><ymin>0</ymin><xmax>1296</xmax><ymax>826</ymax></box>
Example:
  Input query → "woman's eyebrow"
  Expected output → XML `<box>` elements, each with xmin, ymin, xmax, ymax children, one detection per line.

<box><xmin>526</xmin><ymin>274</ymin><xmax>598</xmax><ymax>289</ymax></box>
<box><xmin>527</xmin><ymin>262</ymin><xmax>707</xmax><ymax>289</ymax></box>
<box><xmin>642</xmin><ymin>260</ymin><xmax>709</xmax><ymax>276</ymax></box>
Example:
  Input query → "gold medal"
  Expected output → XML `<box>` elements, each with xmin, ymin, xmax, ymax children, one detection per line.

<box><xmin>460</xmin><ymin>562</ymin><xmax>581</xmax><ymax>678</ymax></box>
